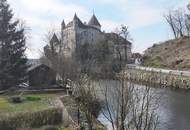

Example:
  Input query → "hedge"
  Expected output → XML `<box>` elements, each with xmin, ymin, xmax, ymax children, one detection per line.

<box><xmin>0</xmin><ymin>107</ymin><xmax>62</xmax><ymax>130</ymax></box>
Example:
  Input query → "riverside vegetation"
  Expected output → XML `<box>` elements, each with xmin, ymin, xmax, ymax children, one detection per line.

<box><xmin>0</xmin><ymin>94</ymin><xmax>64</xmax><ymax>130</ymax></box>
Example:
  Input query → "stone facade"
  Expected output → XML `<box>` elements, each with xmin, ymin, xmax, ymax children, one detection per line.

<box><xmin>45</xmin><ymin>13</ymin><xmax>132</xmax><ymax>62</ymax></box>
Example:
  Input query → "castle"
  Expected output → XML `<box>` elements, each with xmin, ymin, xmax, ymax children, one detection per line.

<box><xmin>44</xmin><ymin>13</ymin><xmax>132</xmax><ymax>62</ymax></box>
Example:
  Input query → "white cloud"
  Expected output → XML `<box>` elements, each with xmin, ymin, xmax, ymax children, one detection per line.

<box><xmin>91</xmin><ymin>0</ymin><xmax>189</xmax><ymax>29</ymax></box>
<box><xmin>7</xmin><ymin>0</ymin><xmax>190</xmax><ymax>58</ymax></box>
<box><xmin>121</xmin><ymin>1</ymin><xmax>164</xmax><ymax>29</ymax></box>
<box><xmin>9</xmin><ymin>0</ymin><xmax>90</xmax><ymax>28</ymax></box>
<box><xmin>7</xmin><ymin>0</ymin><xmax>90</xmax><ymax>58</ymax></box>
<box><xmin>19</xmin><ymin>0</ymin><xmax>89</xmax><ymax>20</ymax></box>
<box><xmin>90</xmin><ymin>0</ymin><xmax>115</xmax><ymax>4</ymax></box>
<box><xmin>101</xmin><ymin>20</ymin><xmax>121</xmax><ymax>32</ymax></box>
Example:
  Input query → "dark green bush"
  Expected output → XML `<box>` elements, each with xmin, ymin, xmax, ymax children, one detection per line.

<box><xmin>80</xmin><ymin>124</ymin><xmax>85</xmax><ymax>130</ymax></box>
<box><xmin>25</xmin><ymin>96</ymin><xmax>41</xmax><ymax>101</ymax></box>
<box><xmin>0</xmin><ymin>108</ymin><xmax>62</xmax><ymax>130</ymax></box>
<box><xmin>10</xmin><ymin>96</ymin><xmax>23</xmax><ymax>103</ymax></box>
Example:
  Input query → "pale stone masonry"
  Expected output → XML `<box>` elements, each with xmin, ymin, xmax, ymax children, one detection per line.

<box><xmin>44</xmin><ymin>13</ymin><xmax>132</xmax><ymax>62</ymax></box>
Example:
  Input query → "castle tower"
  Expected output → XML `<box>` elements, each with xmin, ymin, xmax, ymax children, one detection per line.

<box><xmin>61</xmin><ymin>19</ymin><xmax>65</xmax><ymax>29</ymax></box>
<box><xmin>50</xmin><ymin>34</ymin><xmax>59</xmax><ymax>46</ymax></box>
<box><xmin>50</xmin><ymin>33</ymin><xmax>59</xmax><ymax>53</ymax></box>
<box><xmin>61</xmin><ymin>19</ymin><xmax>65</xmax><ymax>40</ymax></box>
<box><xmin>73</xmin><ymin>13</ymin><xmax>84</xmax><ymax>28</ymax></box>
<box><xmin>88</xmin><ymin>14</ymin><xmax>101</xmax><ymax>30</ymax></box>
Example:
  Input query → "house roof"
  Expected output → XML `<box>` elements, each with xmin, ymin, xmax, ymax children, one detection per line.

<box><xmin>88</xmin><ymin>14</ymin><xmax>101</xmax><ymax>27</ymax></box>
<box><xmin>50</xmin><ymin>34</ymin><xmax>59</xmax><ymax>44</ymax></box>
<box><xmin>27</xmin><ymin>59</ymin><xmax>41</xmax><ymax>71</ymax></box>
<box><xmin>28</xmin><ymin>63</ymin><xmax>53</xmax><ymax>72</ymax></box>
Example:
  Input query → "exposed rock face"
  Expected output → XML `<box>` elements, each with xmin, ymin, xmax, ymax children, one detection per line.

<box><xmin>143</xmin><ymin>37</ymin><xmax>190</xmax><ymax>70</ymax></box>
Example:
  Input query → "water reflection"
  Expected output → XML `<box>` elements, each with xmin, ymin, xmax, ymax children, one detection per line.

<box><xmin>96</xmin><ymin>80</ymin><xmax>190</xmax><ymax>130</ymax></box>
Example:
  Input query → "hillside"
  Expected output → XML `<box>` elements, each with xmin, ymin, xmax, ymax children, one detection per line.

<box><xmin>143</xmin><ymin>37</ymin><xmax>190</xmax><ymax>70</ymax></box>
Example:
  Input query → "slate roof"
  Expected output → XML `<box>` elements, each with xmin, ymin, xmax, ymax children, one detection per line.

<box><xmin>27</xmin><ymin>59</ymin><xmax>41</xmax><ymax>71</ymax></box>
<box><xmin>62</xmin><ymin>19</ymin><xmax>65</xmax><ymax>27</ymax></box>
<box><xmin>88</xmin><ymin>14</ymin><xmax>101</xmax><ymax>27</ymax></box>
<box><xmin>105</xmin><ymin>33</ymin><xmax>132</xmax><ymax>45</ymax></box>
<box><xmin>28</xmin><ymin>64</ymin><xmax>52</xmax><ymax>72</ymax></box>
<box><xmin>50</xmin><ymin>34</ymin><xmax>59</xmax><ymax>44</ymax></box>
<box><xmin>65</xmin><ymin>14</ymin><xmax>101</xmax><ymax>31</ymax></box>
<box><xmin>74</xmin><ymin>14</ymin><xmax>88</xmax><ymax>28</ymax></box>
<box><xmin>66</xmin><ymin>21</ymin><xmax>73</xmax><ymax>27</ymax></box>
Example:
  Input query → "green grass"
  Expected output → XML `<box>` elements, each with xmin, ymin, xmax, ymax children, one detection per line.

<box><xmin>35</xmin><ymin>128</ymin><xmax>72</xmax><ymax>130</ymax></box>
<box><xmin>32</xmin><ymin>126</ymin><xmax>73</xmax><ymax>130</ymax></box>
<box><xmin>25</xmin><ymin>96</ymin><xmax>41</xmax><ymax>101</ymax></box>
<box><xmin>0</xmin><ymin>94</ymin><xmax>58</xmax><ymax>114</ymax></box>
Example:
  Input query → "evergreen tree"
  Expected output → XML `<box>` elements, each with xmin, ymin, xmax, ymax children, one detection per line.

<box><xmin>0</xmin><ymin>0</ymin><xmax>28</xmax><ymax>90</ymax></box>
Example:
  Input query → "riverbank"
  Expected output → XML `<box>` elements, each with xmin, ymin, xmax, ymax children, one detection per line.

<box><xmin>119</xmin><ymin>69</ymin><xmax>190</xmax><ymax>89</ymax></box>
<box><xmin>61</xmin><ymin>95</ymin><xmax>106</xmax><ymax>130</ymax></box>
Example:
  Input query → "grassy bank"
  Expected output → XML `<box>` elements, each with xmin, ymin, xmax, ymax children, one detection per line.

<box><xmin>0</xmin><ymin>94</ymin><xmax>58</xmax><ymax>114</ymax></box>
<box><xmin>143</xmin><ymin>37</ymin><xmax>190</xmax><ymax>70</ymax></box>
<box><xmin>0</xmin><ymin>93</ymin><xmax>66</xmax><ymax>130</ymax></box>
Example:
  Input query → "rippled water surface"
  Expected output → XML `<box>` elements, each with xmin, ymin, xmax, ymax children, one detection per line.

<box><xmin>97</xmin><ymin>80</ymin><xmax>190</xmax><ymax>130</ymax></box>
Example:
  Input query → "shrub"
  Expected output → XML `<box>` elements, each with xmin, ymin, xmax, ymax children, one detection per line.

<box><xmin>80</xmin><ymin>124</ymin><xmax>85</xmax><ymax>130</ymax></box>
<box><xmin>10</xmin><ymin>96</ymin><xmax>23</xmax><ymax>103</ymax></box>
<box><xmin>59</xmin><ymin>128</ymin><xmax>72</xmax><ymax>130</ymax></box>
<box><xmin>25</xmin><ymin>96</ymin><xmax>41</xmax><ymax>101</ymax></box>
<box><xmin>0</xmin><ymin>108</ymin><xmax>62</xmax><ymax>130</ymax></box>
<box><xmin>43</xmin><ymin>125</ymin><xmax>59</xmax><ymax>130</ymax></box>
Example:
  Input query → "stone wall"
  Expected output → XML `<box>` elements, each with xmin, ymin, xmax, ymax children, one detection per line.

<box><xmin>120</xmin><ymin>69</ymin><xmax>190</xmax><ymax>89</ymax></box>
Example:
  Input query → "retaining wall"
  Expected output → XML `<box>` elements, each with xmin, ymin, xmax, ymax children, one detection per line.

<box><xmin>120</xmin><ymin>69</ymin><xmax>190</xmax><ymax>89</ymax></box>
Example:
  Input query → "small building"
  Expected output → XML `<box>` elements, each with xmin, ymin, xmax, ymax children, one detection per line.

<box><xmin>132</xmin><ymin>53</ymin><xmax>142</xmax><ymax>65</ymax></box>
<box><xmin>28</xmin><ymin>64</ymin><xmax>56</xmax><ymax>87</ymax></box>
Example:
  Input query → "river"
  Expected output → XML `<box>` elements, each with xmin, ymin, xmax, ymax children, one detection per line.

<box><xmin>96</xmin><ymin>80</ymin><xmax>190</xmax><ymax>130</ymax></box>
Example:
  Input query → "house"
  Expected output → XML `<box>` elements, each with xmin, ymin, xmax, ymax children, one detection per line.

<box><xmin>28</xmin><ymin>64</ymin><xmax>56</xmax><ymax>87</ymax></box>
<box><xmin>132</xmin><ymin>53</ymin><xmax>143</xmax><ymax>65</ymax></box>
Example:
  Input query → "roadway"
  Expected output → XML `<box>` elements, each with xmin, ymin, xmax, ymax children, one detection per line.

<box><xmin>127</xmin><ymin>64</ymin><xmax>190</xmax><ymax>77</ymax></box>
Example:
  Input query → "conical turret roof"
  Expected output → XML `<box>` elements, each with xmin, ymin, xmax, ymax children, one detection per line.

<box><xmin>73</xmin><ymin>13</ymin><xmax>85</xmax><ymax>27</ymax></box>
<box><xmin>50</xmin><ymin>34</ymin><xmax>59</xmax><ymax>44</ymax></box>
<box><xmin>88</xmin><ymin>14</ymin><xmax>101</xmax><ymax>27</ymax></box>
<box><xmin>61</xmin><ymin>19</ymin><xmax>65</xmax><ymax>27</ymax></box>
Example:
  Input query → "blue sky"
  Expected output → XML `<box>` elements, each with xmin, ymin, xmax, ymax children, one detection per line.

<box><xmin>7</xmin><ymin>0</ymin><xmax>190</xmax><ymax>58</ymax></box>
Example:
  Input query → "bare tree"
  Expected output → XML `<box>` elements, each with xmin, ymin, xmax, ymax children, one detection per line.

<box><xmin>41</xmin><ymin>28</ymin><xmax>79</xmax><ymax>86</ymax></box>
<box><xmin>109</xmin><ymin>25</ymin><xmax>132</xmax><ymax>72</ymax></box>
<box><xmin>74</xmin><ymin>76</ymin><xmax>101</xmax><ymax>130</ymax></box>
<box><xmin>174</xmin><ymin>9</ymin><xmax>186</xmax><ymax>37</ymax></box>
<box><xmin>127</xmin><ymin>86</ymin><xmax>159</xmax><ymax>130</ymax></box>
<box><xmin>120</xmin><ymin>25</ymin><xmax>133</xmax><ymax>42</ymax></box>
<box><xmin>164</xmin><ymin>7</ymin><xmax>190</xmax><ymax>38</ymax></box>
<box><xmin>99</xmin><ymin>73</ymin><xmax>133</xmax><ymax>130</ymax></box>
<box><xmin>164</xmin><ymin>10</ymin><xmax>178</xmax><ymax>38</ymax></box>
<box><xmin>99</xmin><ymin>72</ymin><xmax>159</xmax><ymax>130</ymax></box>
